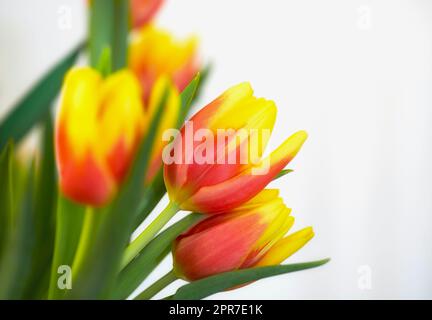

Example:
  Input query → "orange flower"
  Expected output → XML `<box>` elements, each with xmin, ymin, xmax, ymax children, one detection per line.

<box><xmin>55</xmin><ymin>67</ymin><xmax>145</xmax><ymax>206</ymax></box>
<box><xmin>163</xmin><ymin>82</ymin><xmax>308</xmax><ymax>214</ymax></box>
<box><xmin>173</xmin><ymin>190</ymin><xmax>314</xmax><ymax>281</ymax></box>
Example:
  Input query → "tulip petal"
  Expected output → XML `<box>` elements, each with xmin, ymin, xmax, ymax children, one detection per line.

<box><xmin>173</xmin><ymin>213</ymin><xmax>267</xmax><ymax>281</ymax></box>
<box><xmin>145</xmin><ymin>76</ymin><xmax>180</xmax><ymax>183</ymax></box>
<box><xmin>129</xmin><ymin>24</ymin><xmax>198</xmax><ymax>101</ymax></box>
<box><xmin>255</xmin><ymin>227</ymin><xmax>315</xmax><ymax>267</ymax></box>
<box><xmin>131</xmin><ymin>0</ymin><xmax>164</xmax><ymax>28</ymax></box>
<box><xmin>181</xmin><ymin>130</ymin><xmax>308</xmax><ymax>213</ymax></box>
<box><xmin>59</xmin><ymin>67</ymin><xmax>102</xmax><ymax>161</ymax></box>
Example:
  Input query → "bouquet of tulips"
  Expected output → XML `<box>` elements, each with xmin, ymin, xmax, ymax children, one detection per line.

<box><xmin>0</xmin><ymin>0</ymin><xmax>329</xmax><ymax>300</ymax></box>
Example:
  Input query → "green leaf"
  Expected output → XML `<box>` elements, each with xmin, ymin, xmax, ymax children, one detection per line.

<box><xmin>96</xmin><ymin>46</ymin><xmax>112</xmax><ymax>77</ymax></box>
<box><xmin>172</xmin><ymin>258</ymin><xmax>330</xmax><ymax>300</ymax></box>
<box><xmin>65</xmin><ymin>86</ymin><xmax>170</xmax><ymax>299</ymax></box>
<box><xmin>112</xmin><ymin>213</ymin><xmax>202</xmax><ymax>299</ymax></box>
<box><xmin>0</xmin><ymin>42</ymin><xmax>82</xmax><ymax>149</ymax></box>
<box><xmin>133</xmin><ymin>168</ymin><xmax>165</xmax><ymax>229</ymax></box>
<box><xmin>23</xmin><ymin>115</ymin><xmax>58</xmax><ymax>299</ymax></box>
<box><xmin>47</xmin><ymin>195</ymin><xmax>85</xmax><ymax>299</ymax></box>
<box><xmin>192</xmin><ymin>63</ymin><xmax>211</xmax><ymax>106</ymax></box>
<box><xmin>274</xmin><ymin>169</ymin><xmax>293</xmax><ymax>181</ymax></box>
<box><xmin>177</xmin><ymin>73</ymin><xmax>201</xmax><ymax>127</ymax></box>
<box><xmin>0</xmin><ymin>142</ymin><xmax>14</xmax><ymax>259</ymax></box>
<box><xmin>0</xmin><ymin>162</ymin><xmax>36</xmax><ymax>299</ymax></box>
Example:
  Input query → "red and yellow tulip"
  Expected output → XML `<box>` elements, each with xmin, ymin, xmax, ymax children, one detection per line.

<box><xmin>164</xmin><ymin>82</ymin><xmax>308</xmax><ymax>214</ymax></box>
<box><xmin>129</xmin><ymin>25</ymin><xmax>199</xmax><ymax>103</ymax></box>
<box><xmin>144</xmin><ymin>76</ymin><xmax>181</xmax><ymax>183</ymax></box>
<box><xmin>130</xmin><ymin>0</ymin><xmax>164</xmax><ymax>29</ymax></box>
<box><xmin>55</xmin><ymin>67</ymin><xmax>145</xmax><ymax>206</ymax></box>
<box><xmin>173</xmin><ymin>189</ymin><xmax>314</xmax><ymax>281</ymax></box>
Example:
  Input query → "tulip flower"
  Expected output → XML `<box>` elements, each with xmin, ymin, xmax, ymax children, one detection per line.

<box><xmin>55</xmin><ymin>67</ymin><xmax>145</xmax><ymax>206</ymax></box>
<box><xmin>172</xmin><ymin>189</ymin><xmax>314</xmax><ymax>281</ymax></box>
<box><xmin>144</xmin><ymin>76</ymin><xmax>181</xmax><ymax>183</ymax></box>
<box><xmin>131</xmin><ymin>0</ymin><xmax>164</xmax><ymax>29</ymax></box>
<box><xmin>164</xmin><ymin>82</ymin><xmax>308</xmax><ymax>214</ymax></box>
<box><xmin>129</xmin><ymin>25</ymin><xmax>199</xmax><ymax>102</ymax></box>
<box><xmin>122</xmin><ymin>82</ymin><xmax>308</xmax><ymax>268</ymax></box>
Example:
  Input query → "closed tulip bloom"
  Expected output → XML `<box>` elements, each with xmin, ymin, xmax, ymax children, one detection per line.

<box><xmin>164</xmin><ymin>82</ymin><xmax>308</xmax><ymax>214</ymax></box>
<box><xmin>172</xmin><ymin>190</ymin><xmax>314</xmax><ymax>281</ymax></box>
<box><xmin>130</xmin><ymin>0</ymin><xmax>164</xmax><ymax>29</ymax></box>
<box><xmin>129</xmin><ymin>25</ymin><xmax>199</xmax><ymax>102</ymax></box>
<box><xmin>56</xmin><ymin>67</ymin><xmax>145</xmax><ymax>206</ymax></box>
<box><xmin>144</xmin><ymin>76</ymin><xmax>181</xmax><ymax>183</ymax></box>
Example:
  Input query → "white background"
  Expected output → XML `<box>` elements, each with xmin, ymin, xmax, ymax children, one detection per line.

<box><xmin>1</xmin><ymin>0</ymin><xmax>432</xmax><ymax>299</ymax></box>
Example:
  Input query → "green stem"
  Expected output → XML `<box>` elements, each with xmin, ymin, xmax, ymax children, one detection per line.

<box><xmin>121</xmin><ymin>201</ymin><xmax>179</xmax><ymax>269</ymax></box>
<box><xmin>112</xmin><ymin>0</ymin><xmax>129</xmax><ymax>71</ymax></box>
<box><xmin>89</xmin><ymin>0</ymin><xmax>114</xmax><ymax>68</ymax></box>
<box><xmin>134</xmin><ymin>270</ymin><xmax>177</xmax><ymax>300</ymax></box>
<box><xmin>71</xmin><ymin>207</ymin><xmax>99</xmax><ymax>278</ymax></box>
<box><xmin>48</xmin><ymin>195</ymin><xmax>85</xmax><ymax>299</ymax></box>
<box><xmin>89</xmin><ymin>0</ymin><xmax>129</xmax><ymax>71</ymax></box>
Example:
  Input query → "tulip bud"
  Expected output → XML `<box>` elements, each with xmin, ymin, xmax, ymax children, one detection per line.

<box><xmin>163</xmin><ymin>82</ymin><xmax>308</xmax><ymax>214</ymax></box>
<box><xmin>129</xmin><ymin>25</ymin><xmax>199</xmax><ymax>102</ymax></box>
<box><xmin>131</xmin><ymin>0</ymin><xmax>164</xmax><ymax>29</ymax></box>
<box><xmin>172</xmin><ymin>190</ymin><xmax>314</xmax><ymax>281</ymax></box>
<box><xmin>144</xmin><ymin>76</ymin><xmax>181</xmax><ymax>183</ymax></box>
<box><xmin>56</xmin><ymin>67</ymin><xmax>145</xmax><ymax>206</ymax></box>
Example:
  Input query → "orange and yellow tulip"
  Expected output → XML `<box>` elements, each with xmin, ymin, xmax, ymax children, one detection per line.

<box><xmin>129</xmin><ymin>25</ymin><xmax>199</xmax><ymax>103</ymax></box>
<box><xmin>163</xmin><ymin>82</ymin><xmax>308</xmax><ymax>214</ymax></box>
<box><xmin>55</xmin><ymin>67</ymin><xmax>145</xmax><ymax>206</ymax></box>
<box><xmin>130</xmin><ymin>0</ymin><xmax>164</xmax><ymax>29</ymax></box>
<box><xmin>173</xmin><ymin>189</ymin><xmax>314</xmax><ymax>281</ymax></box>
<box><xmin>144</xmin><ymin>76</ymin><xmax>181</xmax><ymax>183</ymax></box>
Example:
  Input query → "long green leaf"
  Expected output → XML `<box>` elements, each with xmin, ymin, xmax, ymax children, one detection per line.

<box><xmin>274</xmin><ymin>169</ymin><xmax>293</xmax><ymax>181</ymax></box>
<box><xmin>64</xmin><ymin>87</ymin><xmax>170</xmax><ymax>299</ymax></box>
<box><xmin>176</xmin><ymin>73</ymin><xmax>201</xmax><ymax>127</ymax></box>
<box><xmin>172</xmin><ymin>258</ymin><xmax>330</xmax><ymax>300</ymax></box>
<box><xmin>0</xmin><ymin>162</ymin><xmax>36</xmax><ymax>299</ymax></box>
<box><xmin>47</xmin><ymin>195</ymin><xmax>85</xmax><ymax>299</ymax></box>
<box><xmin>112</xmin><ymin>213</ymin><xmax>202</xmax><ymax>299</ymax></box>
<box><xmin>0</xmin><ymin>43</ymin><xmax>82</xmax><ymax>149</ymax></box>
<box><xmin>0</xmin><ymin>142</ymin><xmax>14</xmax><ymax>259</ymax></box>
<box><xmin>23</xmin><ymin>115</ymin><xmax>58</xmax><ymax>299</ymax></box>
<box><xmin>191</xmin><ymin>64</ymin><xmax>211</xmax><ymax>107</ymax></box>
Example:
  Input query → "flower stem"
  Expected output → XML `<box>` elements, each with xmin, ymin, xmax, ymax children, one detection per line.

<box><xmin>134</xmin><ymin>270</ymin><xmax>177</xmax><ymax>300</ymax></box>
<box><xmin>120</xmin><ymin>201</ymin><xmax>180</xmax><ymax>269</ymax></box>
<box><xmin>71</xmin><ymin>207</ymin><xmax>99</xmax><ymax>277</ymax></box>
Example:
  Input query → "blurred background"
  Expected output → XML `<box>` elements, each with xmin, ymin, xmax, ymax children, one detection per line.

<box><xmin>1</xmin><ymin>0</ymin><xmax>431</xmax><ymax>299</ymax></box>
